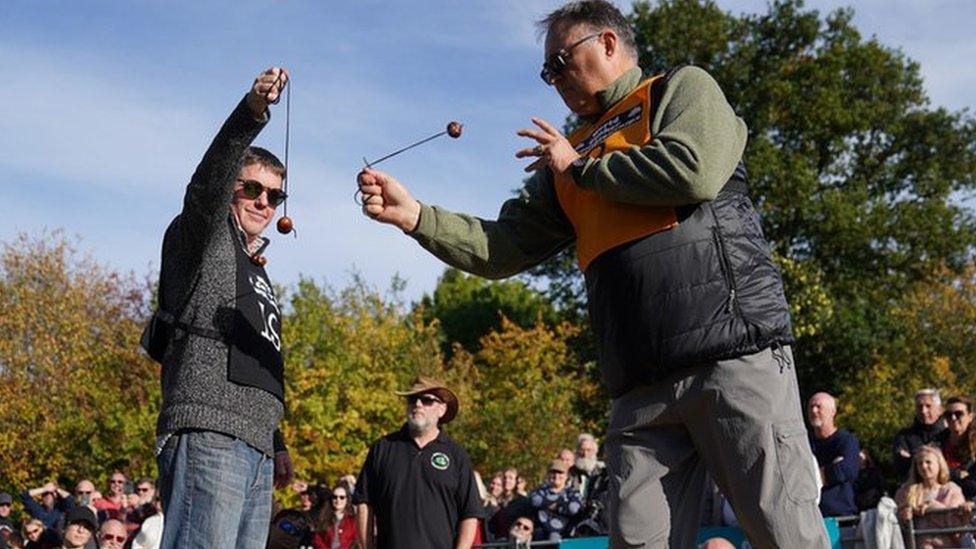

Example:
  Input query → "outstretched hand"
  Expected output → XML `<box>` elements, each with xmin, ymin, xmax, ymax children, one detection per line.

<box><xmin>246</xmin><ymin>66</ymin><xmax>290</xmax><ymax>118</ymax></box>
<box><xmin>515</xmin><ymin>117</ymin><xmax>580</xmax><ymax>174</ymax></box>
<box><xmin>357</xmin><ymin>168</ymin><xmax>421</xmax><ymax>232</ymax></box>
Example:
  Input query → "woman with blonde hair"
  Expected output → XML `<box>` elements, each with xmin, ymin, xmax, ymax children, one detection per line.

<box><xmin>895</xmin><ymin>445</ymin><xmax>968</xmax><ymax>548</ymax></box>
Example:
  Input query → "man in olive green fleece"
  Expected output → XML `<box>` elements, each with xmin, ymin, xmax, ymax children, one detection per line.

<box><xmin>358</xmin><ymin>2</ymin><xmax>829</xmax><ymax>547</ymax></box>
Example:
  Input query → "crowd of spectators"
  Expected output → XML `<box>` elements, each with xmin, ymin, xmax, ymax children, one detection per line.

<box><xmin>0</xmin><ymin>472</ymin><xmax>161</xmax><ymax>549</ymax></box>
<box><xmin>7</xmin><ymin>388</ymin><xmax>976</xmax><ymax>548</ymax></box>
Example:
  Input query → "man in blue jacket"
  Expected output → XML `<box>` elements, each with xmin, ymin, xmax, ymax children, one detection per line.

<box><xmin>808</xmin><ymin>392</ymin><xmax>861</xmax><ymax>517</ymax></box>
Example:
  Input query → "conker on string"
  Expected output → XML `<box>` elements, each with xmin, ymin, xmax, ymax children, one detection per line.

<box><xmin>276</xmin><ymin>216</ymin><xmax>294</xmax><ymax>234</ymax></box>
<box><xmin>250</xmin><ymin>254</ymin><xmax>268</xmax><ymax>267</ymax></box>
<box><xmin>447</xmin><ymin>121</ymin><xmax>463</xmax><ymax>139</ymax></box>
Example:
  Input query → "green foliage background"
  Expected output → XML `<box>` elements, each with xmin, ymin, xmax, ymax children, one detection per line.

<box><xmin>2</xmin><ymin>0</ymin><xmax>976</xmax><ymax>518</ymax></box>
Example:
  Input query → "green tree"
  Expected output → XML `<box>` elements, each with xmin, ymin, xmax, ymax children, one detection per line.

<box><xmin>418</xmin><ymin>268</ymin><xmax>557</xmax><ymax>355</ymax></box>
<box><xmin>0</xmin><ymin>233</ymin><xmax>159</xmax><ymax>492</ymax></box>
<box><xmin>453</xmin><ymin>317</ymin><xmax>600</xmax><ymax>484</ymax></box>
<box><xmin>840</xmin><ymin>265</ymin><xmax>976</xmax><ymax>469</ymax></box>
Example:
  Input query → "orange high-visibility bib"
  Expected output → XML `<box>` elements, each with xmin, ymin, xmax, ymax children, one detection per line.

<box><xmin>555</xmin><ymin>76</ymin><xmax>677</xmax><ymax>270</ymax></box>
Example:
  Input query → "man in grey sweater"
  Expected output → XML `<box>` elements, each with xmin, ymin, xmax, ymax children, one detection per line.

<box><xmin>150</xmin><ymin>66</ymin><xmax>293</xmax><ymax>549</ymax></box>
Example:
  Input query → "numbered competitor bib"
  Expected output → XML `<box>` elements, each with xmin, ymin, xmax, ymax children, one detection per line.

<box><xmin>227</xmin><ymin>222</ymin><xmax>285</xmax><ymax>402</ymax></box>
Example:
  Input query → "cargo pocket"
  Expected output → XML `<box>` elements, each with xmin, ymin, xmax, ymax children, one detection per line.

<box><xmin>773</xmin><ymin>422</ymin><xmax>819</xmax><ymax>504</ymax></box>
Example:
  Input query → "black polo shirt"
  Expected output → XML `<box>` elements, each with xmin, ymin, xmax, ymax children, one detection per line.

<box><xmin>353</xmin><ymin>424</ymin><xmax>483</xmax><ymax>549</ymax></box>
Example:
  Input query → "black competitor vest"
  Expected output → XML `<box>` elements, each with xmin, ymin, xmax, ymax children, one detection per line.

<box><xmin>227</xmin><ymin>229</ymin><xmax>285</xmax><ymax>402</ymax></box>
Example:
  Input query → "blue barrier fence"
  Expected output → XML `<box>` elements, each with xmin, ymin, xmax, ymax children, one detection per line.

<box><xmin>474</xmin><ymin>518</ymin><xmax>843</xmax><ymax>548</ymax></box>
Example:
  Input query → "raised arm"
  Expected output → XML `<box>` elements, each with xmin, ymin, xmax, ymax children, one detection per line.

<box><xmin>175</xmin><ymin>67</ymin><xmax>288</xmax><ymax>264</ymax></box>
<box><xmin>358</xmin><ymin>168</ymin><xmax>575</xmax><ymax>279</ymax></box>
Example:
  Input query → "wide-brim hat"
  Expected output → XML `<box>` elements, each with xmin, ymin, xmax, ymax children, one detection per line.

<box><xmin>396</xmin><ymin>376</ymin><xmax>459</xmax><ymax>424</ymax></box>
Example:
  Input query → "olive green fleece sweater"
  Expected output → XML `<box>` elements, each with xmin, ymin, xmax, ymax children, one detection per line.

<box><xmin>410</xmin><ymin>65</ymin><xmax>747</xmax><ymax>278</ymax></box>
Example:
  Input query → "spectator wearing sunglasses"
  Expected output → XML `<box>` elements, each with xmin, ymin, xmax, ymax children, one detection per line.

<box><xmin>21</xmin><ymin>519</ymin><xmax>49</xmax><ymax>549</ymax></box>
<box><xmin>147</xmin><ymin>67</ymin><xmax>294</xmax><ymax>549</ymax></box>
<box><xmin>312</xmin><ymin>485</ymin><xmax>357</xmax><ymax>549</ymax></box>
<box><xmin>807</xmin><ymin>392</ymin><xmax>860</xmax><ymax>517</ymax></box>
<box><xmin>93</xmin><ymin>472</ymin><xmax>127</xmax><ymax>524</ymax></box>
<box><xmin>95</xmin><ymin>520</ymin><xmax>126</xmax><ymax>549</ymax></box>
<box><xmin>354</xmin><ymin>377</ymin><xmax>482</xmax><ymax>549</ymax></box>
<box><xmin>506</xmin><ymin>516</ymin><xmax>534</xmax><ymax>548</ymax></box>
<box><xmin>357</xmin><ymin>1</ymin><xmax>824</xmax><ymax>547</ymax></box>
<box><xmin>937</xmin><ymin>396</ymin><xmax>976</xmax><ymax>498</ymax></box>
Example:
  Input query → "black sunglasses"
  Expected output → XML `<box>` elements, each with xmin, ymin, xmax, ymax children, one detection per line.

<box><xmin>946</xmin><ymin>410</ymin><xmax>967</xmax><ymax>420</ymax></box>
<box><xmin>407</xmin><ymin>394</ymin><xmax>443</xmax><ymax>407</ymax></box>
<box><xmin>540</xmin><ymin>33</ymin><xmax>602</xmax><ymax>85</ymax></box>
<box><xmin>237</xmin><ymin>179</ymin><xmax>288</xmax><ymax>207</ymax></box>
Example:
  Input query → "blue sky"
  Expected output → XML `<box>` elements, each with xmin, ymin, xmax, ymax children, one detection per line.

<box><xmin>2</xmin><ymin>1</ymin><xmax>974</xmax><ymax>303</ymax></box>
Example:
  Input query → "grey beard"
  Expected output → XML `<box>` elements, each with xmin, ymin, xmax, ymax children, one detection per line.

<box><xmin>575</xmin><ymin>456</ymin><xmax>597</xmax><ymax>473</ymax></box>
<box><xmin>407</xmin><ymin>414</ymin><xmax>436</xmax><ymax>435</ymax></box>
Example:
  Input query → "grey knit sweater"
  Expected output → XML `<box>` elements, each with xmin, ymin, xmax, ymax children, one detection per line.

<box><xmin>155</xmin><ymin>97</ymin><xmax>283</xmax><ymax>456</ymax></box>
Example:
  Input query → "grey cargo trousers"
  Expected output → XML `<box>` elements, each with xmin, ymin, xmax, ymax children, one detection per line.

<box><xmin>605</xmin><ymin>345</ymin><xmax>830</xmax><ymax>548</ymax></box>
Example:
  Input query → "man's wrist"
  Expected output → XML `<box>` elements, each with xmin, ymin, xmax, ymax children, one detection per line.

<box><xmin>402</xmin><ymin>201</ymin><xmax>422</xmax><ymax>233</ymax></box>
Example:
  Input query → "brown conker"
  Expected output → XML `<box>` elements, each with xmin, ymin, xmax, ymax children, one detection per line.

<box><xmin>250</xmin><ymin>254</ymin><xmax>268</xmax><ymax>267</ymax></box>
<box><xmin>276</xmin><ymin>216</ymin><xmax>294</xmax><ymax>234</ymax></box>
<box><xmin>447</xmin><ymin>121</ymin><xmax>463</xmax><ymax>139</ymax></box>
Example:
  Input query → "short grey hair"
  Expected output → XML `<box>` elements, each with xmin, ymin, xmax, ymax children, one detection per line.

<box><xmin>915</xmin><ymin>388</ymin><xmax>942</xmax><ymax>405</ymax></box>
<box><xmin>536</xmin><ymin>1</ymin><xmax>639</xmax><ymax>61</ymax></box>
<box><xmin>577</xmin><ymin>432</ymin><xmax>599</xmax><ymax>451</ymax></box>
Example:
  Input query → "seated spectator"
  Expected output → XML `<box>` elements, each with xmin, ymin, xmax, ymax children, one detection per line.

<box><xmin>93</xmin><ymin>472</ymin><xmax>128</xmax><ymax>524</ymax></box>
<box><xmin>854</xmin><ymin>449</ymin><xmax>886</xmax><ymax>511</ymax></box>
<box><xmin>490</xmin><ymin>468</ymin><xmax>532</xmax><ymax>541</ymax></box>
<box><xmin>506</xmin><ymin>516</ymin><xmax>534</xmax><ymax>548</ymax></box>
<box><xmin>936</xmin><ymin>396</ymin><xmax>976</xmax><ymax>499</ymax></box>
<box><xmin>893</xmin><ymin>389</ymin><xmax>947</xmax><ymax>478</ymax></box>
<box><xmin>131</xmin><ymin>496</ymin><xmax>163</xmax><ymax>549</ymax></box>
<box><xmin>95</xmin><ymin>519</ymin><xmax>126</xmax><ymax>549</ymax></box>
<box><xmin>20</xmin><ymin>482</ymin><xmax>73</xmax><ymax>532</ymax></box>
<box><xmin>557</xmin><ymin>449</ymin><xmax>575</xmax><ymax>473</ymax></box>
<box><xmin>0</xmin><ymin>492</ymin><xmax>13</xmax><ymax>533</ymax></box>
<box><xmin>529</xmin><ymin>460</ymin><xmax>583</xmax><ymax>541</ymax></box>
<box><xmin>311</xmin><ymin>485</ymin><xmax>356</xmax><ymax>549</ymax></box>
<box><xmin>267</xmin><ymin>508</ymin><xmax>312</xmax><ymax>549</ymax></box>
<box><xmin>58</xmin><ymin>506</ymin><xmax>97</xmax><ymax>549</ymax></box>
<box><xmin>482</xmin><ymin>473</ymin><xmax>504</xmax><ymax>539</ymax></box>
<box><xmin>70</xmin><ymin>481</ymin><xmax>96</xmax><ymax>511</ymax></box>
<box><xmin>807</xmin><ymin>392</ymin><xmax>861</xmax><ymax>517</ymax></box>
<box><xmin>568</xmin><ymin>433</ymin><xmax>605</xmax><ymax>501</ymax></box>
<box><xmin>895</xmin><ymin>446</ymin><xmax>968</xmax><ymax>549</ymax></box>
<box><xmin>21</xmin><ymin>519</ymin><xmax>50</xmax><ymax>549</ymax></box>
<box><xmin>500</xmin><ymin>468</ymin><xmax>520</xmax><ymax>506</ymax></box>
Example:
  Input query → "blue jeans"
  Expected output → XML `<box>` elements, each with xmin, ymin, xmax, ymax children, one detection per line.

<box><xmin>156</xmin><ymin>430</ymin><xmax>273</xmax><ymax>549</ymax></box>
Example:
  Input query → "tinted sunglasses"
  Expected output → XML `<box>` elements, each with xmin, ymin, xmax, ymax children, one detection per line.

<box><xmin>540</xmin><ymin>33</ymin><xmax>601</xmax><ymax>85</ymax></box>
<box><xmin>945</xmin><ymin>410</ymin><xmax>967</xmax><ymax>420</ymax></box>
<box><xmin>101</xmin><ymin>533</ymin><xmax>127</xmax><ymax>543</ymax></box>
<box><xmin>407</xmin><ymin>394</ymin><xmax>443</xmax><ymax>407</ymax></box>
<box><xmin>237</xmin><ymin>178</ymin><xmax>288</xmax><ymax>207</ymax></box>
<box><xmin>515</xmin><ymin>521</ymin><xmax>533</xmax><ymax>531</ymax></box>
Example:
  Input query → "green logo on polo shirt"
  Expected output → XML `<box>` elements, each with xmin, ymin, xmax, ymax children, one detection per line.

<box><xmin>431</xmin><ymin>452</ymin><xmax>450</xmax><ymax>470</ymax></box>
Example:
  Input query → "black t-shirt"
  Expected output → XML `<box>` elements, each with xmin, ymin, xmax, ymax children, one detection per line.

<box><xmin>354</xmin><ymin>425</ymin><xmax>483</xmax><ymax>549</ymax></box>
